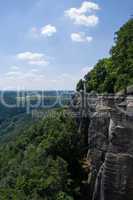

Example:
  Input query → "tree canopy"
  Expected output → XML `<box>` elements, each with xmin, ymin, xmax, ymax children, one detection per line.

<box><xmin>0</xmin><ymin>110</ymin><xmax>83</xmax><ymax>200</ymax></box>
<box><xmin>77</xmin><ymin>18</ymin><xmax>133</xmax><ymax>93</ymax></box>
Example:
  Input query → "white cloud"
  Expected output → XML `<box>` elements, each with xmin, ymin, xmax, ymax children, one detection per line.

<box><xmin>71</xmin><ymin>32</ymin><xmax>93</xmax><ymax>43</ymax></box>
<box><xmin>4</xmin><ymin>68</ymin><xmax>46</xmax><ymax>82</ymax></box>
<box><xmin>65</xmin><ymin>1</ymin><xmax>100</xmax><ymax>26</ymax></box>
<box><xmin>41</xmin><ymin>24</ymin><xmax>57</xmax><ymax>37</ymax></box>
<box><xmin>29</xmin><ymin>24</ymin><xmax>57</xmax><ymax>38</ymax></box>
<box><xmin>17</xmin><ymin>52</ymin><xmax>49</xmax><ymax>66</ymax></box>
<box><xmin>17</xmin><ymin>52</ymin><xmax>43</xmax><ymax>61</ymax></box>
<box><xmin>77</xmin><ymin>1</ymin><xmax>99</xmax><ymax>13</ymax></box>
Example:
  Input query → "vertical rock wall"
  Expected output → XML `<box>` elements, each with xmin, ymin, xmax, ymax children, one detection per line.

<box><xmin>89</xmin><ymin>108</ymin><xmax>133</xmax><ymax>200</ymax></box>
<box><xmin>87</xmin><ymin>111</ymin><xmax>110</xmax><ymax>199</ymax></box>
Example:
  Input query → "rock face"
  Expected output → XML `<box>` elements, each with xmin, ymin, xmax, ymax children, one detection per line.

<box><xmin>87</xmin><ymin>111</ymin><xmax>110</xmax><ymax>199</ymax></box>
<box><xmin>89</xmin><ymin>108</ymin><xmax>133</xmax><ymax>200</ymax></box>
<box><xmin>73</xmin><ymin>91</ymin><xmax>133</xmax><ymax>199</ymax></box>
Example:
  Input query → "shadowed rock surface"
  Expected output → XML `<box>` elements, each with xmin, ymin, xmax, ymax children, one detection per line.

<box><xmin>87</xmin><ymin>111</ymin><xmax>110</xmax><ymax>199</ymax></box>
<box><xmin>72</xmin><ymin>91</ymin><xmax>133</xmax><ymax>199</ymax></box>
<box><xmin>90</xmin><ymin>101</ymin><xmax>133</xmax><ymax>200</ymax></box>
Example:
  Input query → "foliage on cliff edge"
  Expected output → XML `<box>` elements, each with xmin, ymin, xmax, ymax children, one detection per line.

<box><xmin>77</xmin><ymin>18</ymin><xmax>133</xmax><ymax>93</ymax></box>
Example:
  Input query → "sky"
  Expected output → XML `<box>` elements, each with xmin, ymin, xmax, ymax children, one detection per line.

<box><xmin>0</xmin><ymin>0</ymin><xmax>132</xmax><ymax>90</ymax></box>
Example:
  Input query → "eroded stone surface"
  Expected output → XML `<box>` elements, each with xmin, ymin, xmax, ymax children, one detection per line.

<box><xmin>87</xmin><ymin>111</ymin><xmax>110</xmax><ymax>199</ymax></box>
<box><xmin>92</xmin><ymin>110</ymin><xmax>133</xmax><ymax>200</ymax></box>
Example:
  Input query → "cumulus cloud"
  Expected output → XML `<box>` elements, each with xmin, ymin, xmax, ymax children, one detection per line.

<box><xmin>71</xmin><ymin>32</ymin><xmax>93</xmax><ymax>43</ymax></box>
<box><xmin>17</xmin><ymin>52</ymin><xmax>49</xmax><ymax>66</ymax></box>
<box><xmin>41</xmin><ymin>24</ymin><xmax>57</xmax><ymax>37</ymax></box>
<box><xmin>79</xmin><ymin>1</ymin><xmax>99</xmax><ymax>13</ymax></box>
<box><xmin>65</xmin><ymin>1</ymin><xmax>100</xmax><ymax>26</ymax></box>
<box><xmin>30</xmin><ymin>24</ymin><xmax>57</xmax><ymax>38</ymax></box>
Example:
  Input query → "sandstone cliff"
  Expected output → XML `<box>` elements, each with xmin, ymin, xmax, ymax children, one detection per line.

<box><xmin>86</xmin><ymin>95</ymin><xmax>133</xmax><ymax>200</ymax></box>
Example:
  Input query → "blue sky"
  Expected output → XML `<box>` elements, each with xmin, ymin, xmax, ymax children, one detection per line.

<box><xmin>0</xmin><ymin>0</ymin><xmax>132</xmax><ymax>90</ymax></box>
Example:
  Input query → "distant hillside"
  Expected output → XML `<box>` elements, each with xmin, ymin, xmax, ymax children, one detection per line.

<box><xmin>0</xmin><ymin>91</ymin><xmax>74</xmax><ymax>140</ymax></box>
<box><xmin>77</xmin><ymin>18</ymin><xmax>133</xmax><ymax>93</ymax></box>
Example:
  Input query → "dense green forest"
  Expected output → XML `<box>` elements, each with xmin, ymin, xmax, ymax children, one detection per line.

<box><xmin>77</xmin><ymin>18</ymin><xmax>133</xmax><ymax>93</ymax></box>
<box><xmin>0</xmin><ymin>110</ymin><xmax>84</xmax><ymax>200</ymax></box>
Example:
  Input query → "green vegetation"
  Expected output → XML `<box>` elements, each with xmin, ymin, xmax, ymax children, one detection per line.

<box><xmin>77</xmin><ymin>18</ymin><xmax>133</xmax><ymax>93</ymax></box>
<box><xmin>0</xmin><ymin>110</ymin><xmax>83</xmax><ymax>200</ymax></box>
